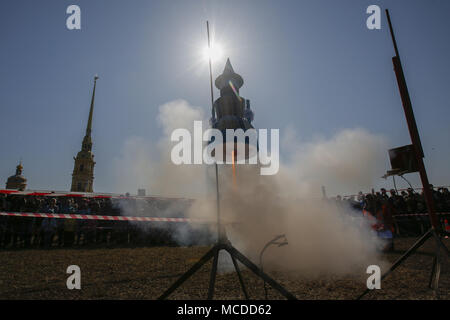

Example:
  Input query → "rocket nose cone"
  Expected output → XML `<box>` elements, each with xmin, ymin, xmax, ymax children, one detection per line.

<box><xmin>223</xmin><ymin>58</ymin><xmax>234</xmax><ymax>74</ymax></box>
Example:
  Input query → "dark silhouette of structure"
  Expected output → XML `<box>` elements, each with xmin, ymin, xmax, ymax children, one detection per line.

<box><xmin>71</xmin><ymin>76</ymin><xmax>98</xmax><ymax>192</ymax></box>
<box><xmin>5</xmin><ymin>161</ymin><xmax>27</xmax><ymax>191</ymax></box>
<box><xmin>358</xmin><ymin>10</ymin><xmax>449</xmax><ymax>299</ymax></box>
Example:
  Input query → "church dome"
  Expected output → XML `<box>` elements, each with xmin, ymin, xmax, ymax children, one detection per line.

<box><xmin>6</xmin><ymin>162</ymin><xmax>27</xmax><ymax>190</ymax></box>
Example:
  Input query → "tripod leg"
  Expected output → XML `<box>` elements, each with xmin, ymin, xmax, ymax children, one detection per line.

<box><xmin>230</xmin><ymin>254</ymin><xmax>249</xmax><ymax>300</ymax></box>
<box><xmin>428</xmin><ymin>256</ymin><xmax>437</xmax><ymax>289</ymax></box>
<box><xmin>158</xmin><ymin>246</ymin><xmax>217</xmax><ymax>300</ymax></box>
<box><xmin>431</xmin><ymin>255</ymin><xmax>441</xmax><ymax>292</ymax></box>
<box><xmin>207</xmin><ymin>248</ymin><xmax>219</xmax><ymax>300</ymax></box>
<box><xmin>430</xmin><ymin>233</ymin><xmax>442</xmax><ymax>294</ymax></box>
<box><xmin>225</xmin><ymin>244</ymin><xmax>297</xmax><ymax>300</ymax></box>
<box><xmin>358</xmin><ymin>227</ymin><xmax>433</xmax><ymax>300</ymax></box>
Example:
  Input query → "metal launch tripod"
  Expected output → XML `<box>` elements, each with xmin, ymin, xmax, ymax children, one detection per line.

<box><xmin>158</xmin><ymin>164</ymin><xmax>297</xmax><ymax>300</ymax></box>
<box><xmin>358</xmin><ymin>10</ymin><xmax>450</xmax><ymax>299</ymax></box>
<box><xmin>158</xmin><ymin>21</ymin><xmax>296</xmax><ymax>300</ymax></box>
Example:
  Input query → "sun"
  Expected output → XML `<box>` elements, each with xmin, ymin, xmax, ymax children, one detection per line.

<box><xmin>202</xmin><ymin>43</ymin><xmax>224</xmax><ymax>62</ymax></box>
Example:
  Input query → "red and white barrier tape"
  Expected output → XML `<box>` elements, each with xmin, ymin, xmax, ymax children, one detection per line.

<box><xmin>1</xmin><ymin>211</ymin><xmax>447</xmax><ymax>224</ymax></box>
<box><xmin>0</xmin><ymin>189</ymin><xmax>192</xmax><ymax>202</ymax></box>
<box><xmin>0</xmin><ymin>212</ymin><xmax>190</xmax><ymax>223</ymax></box>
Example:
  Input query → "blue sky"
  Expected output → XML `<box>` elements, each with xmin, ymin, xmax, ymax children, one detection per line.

<box><xmin>0</xmin><ymin>0</ymin><xmax>449</xmax><ymax>194</ymax></box>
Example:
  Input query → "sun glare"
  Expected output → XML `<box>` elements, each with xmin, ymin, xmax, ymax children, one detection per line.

<box><xmin>202</xmin><ymin>43</ymin><xmax>223</xmax><ymax>62</ymax></box>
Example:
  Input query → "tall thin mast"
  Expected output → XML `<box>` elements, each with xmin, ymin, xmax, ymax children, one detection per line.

<box><xmin>386</xmin><ymin>9</ymin><xmax>439</xmax><ymax>231</ymax></box>
<box><xmin>206</xmin><ymin>21</ymin><xmax>222</xmax><ymax>242</ymax></box>
<box><xmin>207</xmin><ymin>21</ymin><xmax>215</xmax><ymax>119</ymax></box>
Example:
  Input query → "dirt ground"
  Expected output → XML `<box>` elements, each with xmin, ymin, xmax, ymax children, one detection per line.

<box><xmin>0</xmin><ymin>237</ymin><xmax>448</xmax><ymax>300</ymax></box>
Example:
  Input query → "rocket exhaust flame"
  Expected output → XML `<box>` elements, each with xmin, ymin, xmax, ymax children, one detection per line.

<box><xmin>232</xmin><ymin>150</ymin><xmax>237</xmax><ymax>187</ymax></box>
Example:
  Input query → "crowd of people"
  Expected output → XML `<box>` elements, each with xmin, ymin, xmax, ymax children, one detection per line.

<box><xmin>0</xmin><ymin>194</ymin><xmax>210</xmax><ymax>249</ymax></box>
<box><xmin>0</xmin><ymin>186</ymin><xmax>449</xmax><ymax>250</ymax></box>
<box><xmin>334</xmin><ymin>186</ymin><xmax>450</xmax><ymax>237</ymax></box>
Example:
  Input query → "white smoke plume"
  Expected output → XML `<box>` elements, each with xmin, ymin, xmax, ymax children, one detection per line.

<box><xmin>113</xmin><ymin>99</ymin><xmax>390</xmax><ymax>277</ymax></box>
<box><xmin>113</xmin><ymin>99</ymin><xmax>208</xmax><ymax>198</ymax></box>
<box><xmin>279</xmin><ymin>126</ymin><xmax>388</xmax><ymax>197</ymax></box>
<box><xmin>112</xmin><ymin>100</ymin><xmax>215</xmax><ymax>246</ymax></box>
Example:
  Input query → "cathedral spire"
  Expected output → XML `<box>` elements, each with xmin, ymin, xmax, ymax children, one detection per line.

<box><xmin>71</xmin><ymin>76</ymin><xmax>98</xmax><ymax>193</ymax></box>
<box><xmin>86</xmin><ymin>75</ymin><xmax>99</xmax><ymax>136</ymax></box>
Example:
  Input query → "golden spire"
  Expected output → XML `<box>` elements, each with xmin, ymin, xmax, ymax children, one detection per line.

<box><xmin>16</xmin><ymin>160</ymin><xmax>23</xmax><ymax>175</ymax></box>
<box><xmin>86</xmin><ymin>75</ymin><xmax>99</xmax><ymax>136</ymax></box>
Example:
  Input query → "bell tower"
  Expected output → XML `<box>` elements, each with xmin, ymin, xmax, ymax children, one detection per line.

<box><xmin>71</xmin><ymin>76</ymin><xmax>98</xmax><ymax>192</ymax></box>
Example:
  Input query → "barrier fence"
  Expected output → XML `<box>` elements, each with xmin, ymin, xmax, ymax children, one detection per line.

<box><xmin>0</xmin><ymin>210</ymin><xmax>448</xmax><ymax>222</ymax></box>
<box><xmin>0</xmin><ymin>212</ymin><xmax>191</xmax><ymax>222</ymax></box>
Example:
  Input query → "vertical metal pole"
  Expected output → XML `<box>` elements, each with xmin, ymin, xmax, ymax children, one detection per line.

<box><xmin>206</xmin><ymin>21</ymin><xmax>222</xmax><ymax>242</ymax></box>
<box><xmin>207</xmin><ymin>21</ymin><xmax>215</xmax><ymax>120</ymax></box>
<box><xmin>385</xmin><ymin>9</ymin><xmax>440</xmax><ymax>232</ymax></box>
<box><xmin>215</xmin><ymin>162</ymin><xmax>221</xmax><ymax>241</ymax></box>
<box><xmin>321</xmin><ymin>186</ymin><xmax>327</xmax><ymax>199</ymax></box>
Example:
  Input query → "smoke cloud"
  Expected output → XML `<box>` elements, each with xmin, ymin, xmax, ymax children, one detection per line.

<box><xmin>279</xmin><ymin>126</ymin><xmax>388</xmax><ymax>197</ymax></box>
<box><xmin>113</xmin><ymin>99</ymin><xmax>208</xmax><ymax>198</ymax></box>
<box><xmin>113</xmin><ymin>99</ymin><xmax>389</xmax><ymax>278</ymax></box>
